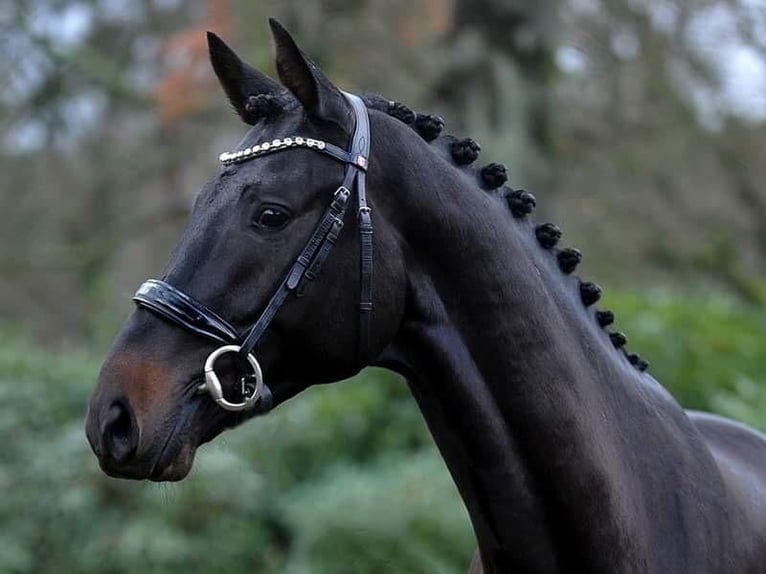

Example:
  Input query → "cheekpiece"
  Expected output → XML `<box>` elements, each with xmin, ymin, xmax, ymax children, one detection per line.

<box><xmin>219</xmin><ymin>137</ymin><xmax>327</xmax><ymax>165</ymax></box>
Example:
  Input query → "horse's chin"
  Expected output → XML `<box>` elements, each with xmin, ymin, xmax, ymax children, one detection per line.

<box><xmin>149</xmin><ymin>443</ymin><xmax>197</xmax><ymax>482</ymax></box>
<box><xmin>96</xmin><ymin>446</ymin><xmax>195</xmax><ymax>482</ymax></box>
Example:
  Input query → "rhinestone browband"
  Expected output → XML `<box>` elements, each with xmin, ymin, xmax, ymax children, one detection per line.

<box><xmin>219</xmin><ymin>137</ymin><xmax>327</xmax><ymax>165</ymax></box>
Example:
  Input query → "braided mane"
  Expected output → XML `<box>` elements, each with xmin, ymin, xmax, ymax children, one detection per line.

<box><xmin>361</xmin><ymin>93</ymin><xmax>649</xmax><ymax>373</ymax></box>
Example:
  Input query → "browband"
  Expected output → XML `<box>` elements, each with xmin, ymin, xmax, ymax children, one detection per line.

<box><xmin>218</xmin><ymin>136</ymin><xmax>368</xmax><ymax>170</ymax></box>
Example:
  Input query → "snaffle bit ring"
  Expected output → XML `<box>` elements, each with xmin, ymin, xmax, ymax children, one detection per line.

<box><xmin>201</xmin><ymin>345</ymin><xmax>263</xmax><ymax>411</ymax></box>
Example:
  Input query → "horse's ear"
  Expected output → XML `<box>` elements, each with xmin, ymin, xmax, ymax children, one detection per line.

<box><xmin>207</xmin><ymin>31</ymin><xmax>282</xmax><ymax>125</ymax></box>
<box><xmin>268</xmin><ymin>18</ymin><xmax>354</xmax><ymax>132</ymax></box>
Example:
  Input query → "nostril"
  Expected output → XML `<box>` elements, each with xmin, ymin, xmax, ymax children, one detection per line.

<box><xmin>102</xmin><ymin>400</ymin><xmax>138</xmax><ymax>463</ymax></box>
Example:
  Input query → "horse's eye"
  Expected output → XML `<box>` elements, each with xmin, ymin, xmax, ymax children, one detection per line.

<box><xmin>255</xmin><ymin>207</ymin><xmax>290</xmax><ymax>228</ymax></box>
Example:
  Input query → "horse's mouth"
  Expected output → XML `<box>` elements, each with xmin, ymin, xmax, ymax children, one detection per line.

<box><xmin>94</xmin><ymin>371</ymin><xmax>266</xmax><ymax>482</ymax></box>
<box><xmin>147</xmin><ymin>397</ymin><xmax>203</xmax><ymax>482</ymax></box>
<box><xmin>147</xmin><ymin>384</ymin><xmax>244</xmax><ymax>481</ymax></box>
<box><xmin>149</xmin><ymin>444</ymin><xmax>196</xmax><ymax>481</ymax></box>
<box><xmin>148</xmin><ymin>427</ymin><xmax>193</xmax><ymax>481</ymax></box>
<box><xmin>96</xmin><ymin>442</ymin><xmax>194</xmax><ymax>481</ymax></box>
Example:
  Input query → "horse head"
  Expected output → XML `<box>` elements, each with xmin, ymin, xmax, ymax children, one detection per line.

<box><xmin>85</xmin><ymin>20</ymin><xmax>409</xmax><ymax>481</ymax></box>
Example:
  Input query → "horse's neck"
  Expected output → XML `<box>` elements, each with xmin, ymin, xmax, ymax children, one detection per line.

<box><xmin>372</xmin><ymin>131</ymin><xmax>725</xmax><ymax>572</ymax></box>
<box><xmin>379</xmin><ymin>230</ymin><xmax>637</xmax><ymax>572</ymax></box>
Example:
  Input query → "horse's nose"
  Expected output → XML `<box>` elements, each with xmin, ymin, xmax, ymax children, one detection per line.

<box><xmin>97</xmin><ymin>399</ymin><xmax>139</xmax><ymax>463</ymax></box>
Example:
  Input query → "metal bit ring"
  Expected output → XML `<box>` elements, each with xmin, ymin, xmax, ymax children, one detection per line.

<box><xmin>201</xmin><ymin>345</ymin><xmax>263</xmax><ymax>411</ymax></box>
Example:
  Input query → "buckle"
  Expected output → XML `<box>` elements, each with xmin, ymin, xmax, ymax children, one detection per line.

<box><xmin>335</xmin><ymin>186</ymin><xmax>351</xmax><ymax>198</ymax></box>
<box><xmin>331</xmin><ymin>187</ymin><xmax>351</xmax><ymax>210</ymax></box>
<box><xmin>353</xmin><ymin>155</ymin><xmax>368</xmax><ymax>170</ymax></box>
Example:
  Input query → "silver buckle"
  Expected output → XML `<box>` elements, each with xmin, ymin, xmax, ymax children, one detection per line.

<box><xmin>199</xmin><ymin>345</ymin><xmax>264</xmax><ymax>411</ymax></box>
<box><xmin>354</xmin><ymin>154</ymin><xmax>368</xmax><ymax>170</ymax></box>
<box><xmin>335</xmin><ymin>186</ymin><xmax>351</xmax><ymax>198</ymax></box>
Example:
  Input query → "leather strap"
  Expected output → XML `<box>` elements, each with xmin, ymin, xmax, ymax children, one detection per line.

<box><xmin>134</xmin><ymin>279</ymin><xmax>240</xmax><ymax>345</ymax></box>
<box><xmin>238</xmin><ymin>185</ymin><xmax>351</xmax><ymax>356</ymax></box>
<box><xmin>346</xmin><ymin>94</ymin><xmax>373</xmax><ymax>360</ymax></box>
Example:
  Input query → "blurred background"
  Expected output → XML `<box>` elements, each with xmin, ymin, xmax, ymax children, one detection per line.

<box><xmin>1</xmin><ymin>0</ymin><xmax>765</xmax><ymax>572</ymax></box>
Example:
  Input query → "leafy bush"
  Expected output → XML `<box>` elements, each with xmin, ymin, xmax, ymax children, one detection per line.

<box><xmin>0</xmin><ymin>327</ymin><xmax>472</xmax><ymax>574</ymax></box>
<box><xmin>0</xmin><ymin>291</ymin><xmax>763</xmax><ymax>573</ymax></box>
<box><xmin>602</xmin><ymin>290</ymin><xmax>766</xmax><ymax>429</ymax></box>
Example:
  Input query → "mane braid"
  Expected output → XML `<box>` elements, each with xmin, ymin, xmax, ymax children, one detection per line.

<box><xmin>362</xmin><ymin>94</ymin><xmax>650</xmax><ymax>374</ymax></box>
<box><xmin>243</xmin><ymin>93</ymin><xmax>289</xmax><ymax>123</ymax></box>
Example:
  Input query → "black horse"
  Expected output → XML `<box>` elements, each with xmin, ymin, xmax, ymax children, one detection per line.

<box><xmin>86</xmin><ymin>20</ymin><xmax>766</xmax><ymax>573</ymax></box>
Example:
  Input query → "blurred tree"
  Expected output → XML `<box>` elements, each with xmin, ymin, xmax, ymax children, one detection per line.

<box><xmin>0</xmin><ymin>0</ymin><xmax>222</xmax><ymax>343</ymax></box>
<box><xmin>155</xmin><ymin>0</ymin><xmax>233</xmax><ymax>126</ymax></box>
<box><xmin>553</xmin><ymin>0</ymin><xmax>766</xmax><ymax>294</ymax></box>
<box><xmin>1</xmin><ymin>0</ymin><xmax>765</xmax><ymax>344</ymax></box>
<box><xmin>431</xmin><ymin>0</ymin><xmax>559</xmax><ymax>193</ymax></box>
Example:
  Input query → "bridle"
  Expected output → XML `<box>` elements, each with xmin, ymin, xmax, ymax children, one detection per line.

<box><xmin>132</xmin><ymin>92</ymin><xmax>372</xmax><ymax>412</ymax></box>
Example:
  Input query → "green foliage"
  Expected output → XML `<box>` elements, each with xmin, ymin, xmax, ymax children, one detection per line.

<box><xmin>602</xmin><ymin>290</ymin><xmax>766</xmax><ymax>429</ymax></box>
<box><xmin>0</xmin><ymin>325</ymin><xmax>472</xmax><ymax>574</ymax></box>
<box><xmin>0</xmin><ymin>291</ymin><xmax>764</xmax><ymax>573</ymax></box>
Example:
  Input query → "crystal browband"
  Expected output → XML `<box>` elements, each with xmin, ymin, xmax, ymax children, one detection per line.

<box><xmin>219</xmin><ymin>137</ymin><xmax>328</xmax><ymax>165</ymax></box>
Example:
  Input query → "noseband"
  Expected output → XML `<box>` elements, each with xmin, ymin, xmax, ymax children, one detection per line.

<box><xmin>133</xmin><ymin>92</ymin><xmax>372</xmax><ymax>412</ymax></box>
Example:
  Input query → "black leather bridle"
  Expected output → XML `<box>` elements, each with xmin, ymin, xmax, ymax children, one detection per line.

<box><xmin>132</xmin><ymin>92</ymin><xmax>372</xmax><ymax>412</ymax></box>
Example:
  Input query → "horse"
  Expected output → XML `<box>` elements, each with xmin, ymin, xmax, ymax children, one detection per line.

<box><xmin>86</xmin><ymin>19</ymin><xmax>766</xmax><ymax>573</ymax></box>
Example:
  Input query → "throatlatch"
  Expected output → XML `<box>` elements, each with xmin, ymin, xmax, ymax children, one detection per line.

<box><xmin>132</xmin><ymin>92</ymin><xmax>372</xmax><ymax>412</ymax></box>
